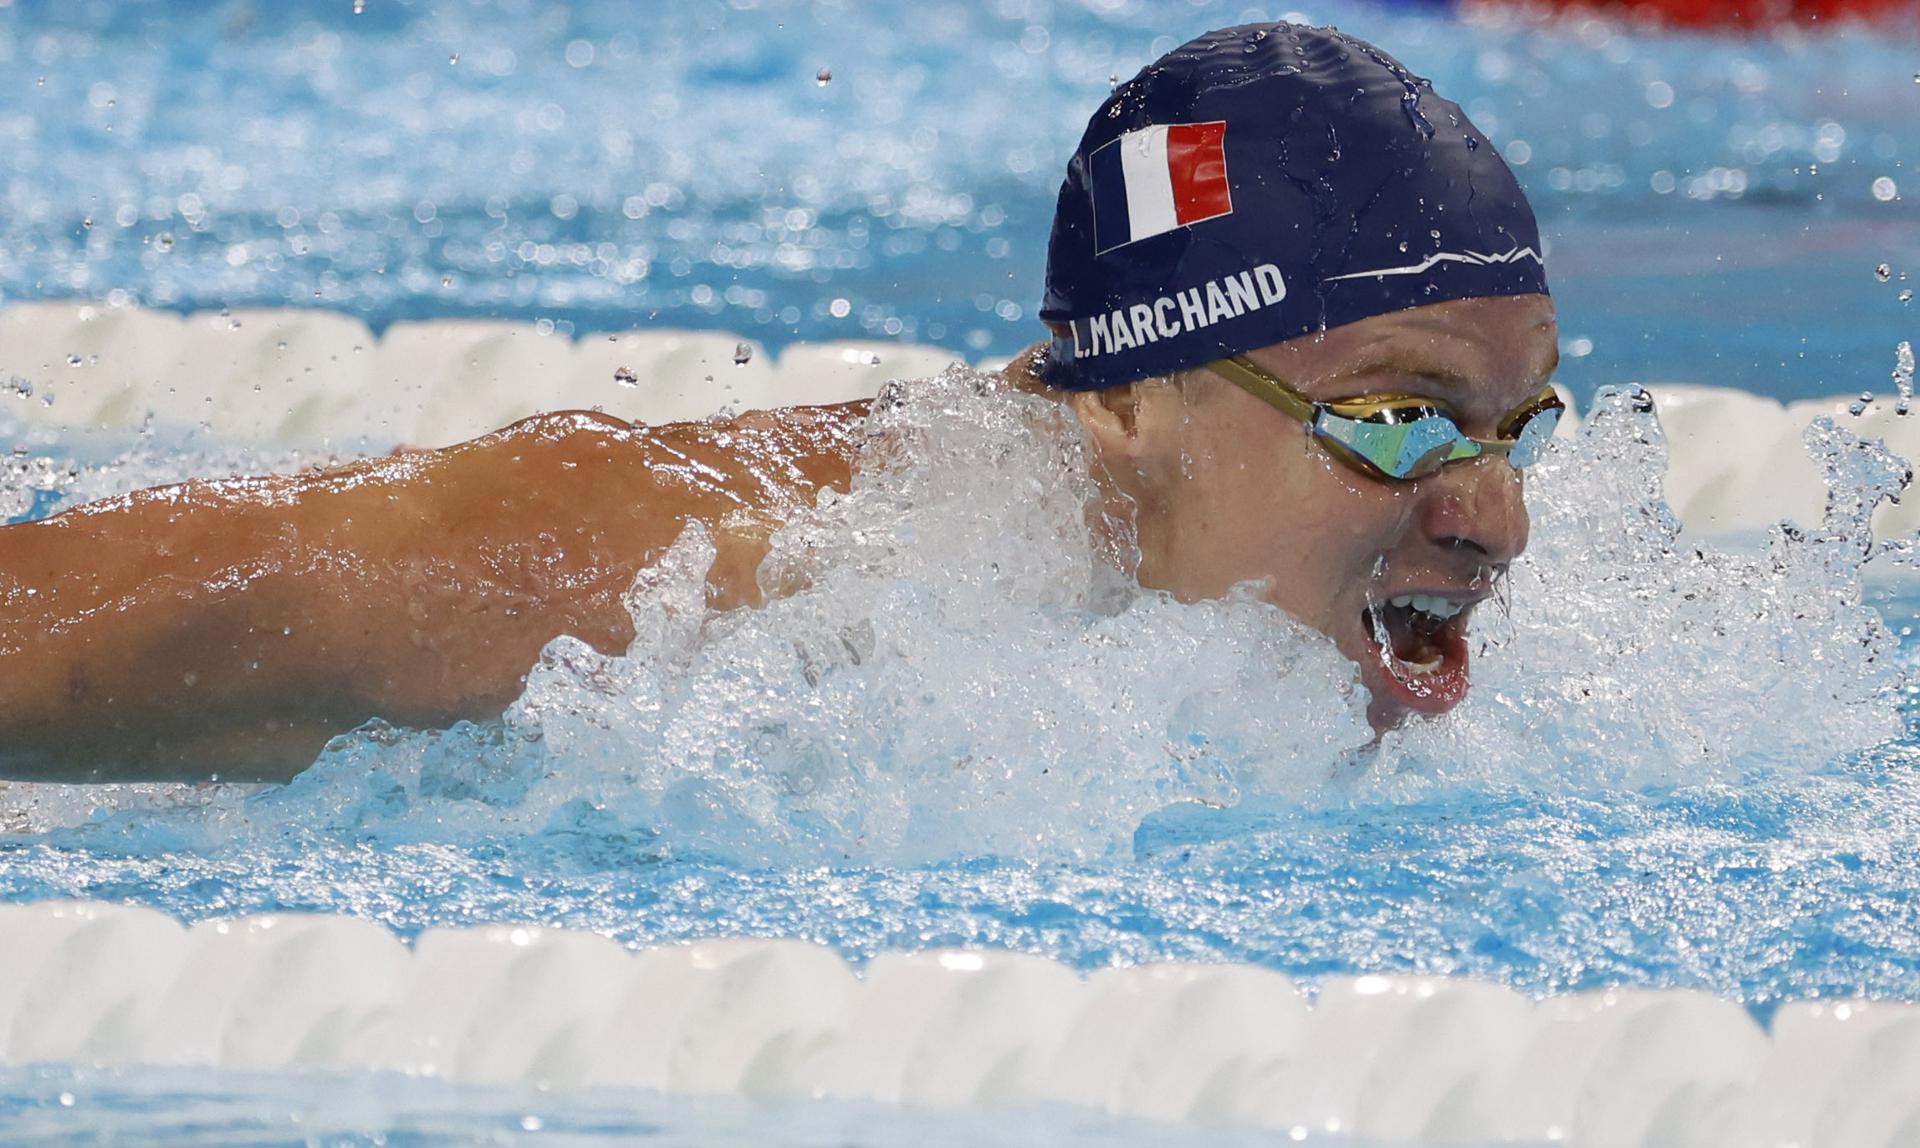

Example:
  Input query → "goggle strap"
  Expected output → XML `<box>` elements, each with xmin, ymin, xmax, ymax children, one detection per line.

<box><xmin>1210</xmin><ymin>356</ymin><xmax>1322</xmax><ymax>426</ymax></box>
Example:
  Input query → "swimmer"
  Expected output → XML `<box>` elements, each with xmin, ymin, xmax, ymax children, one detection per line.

<box><xmin>0</xmin><ymin>23</ymin><xmax>1557</xmax><ymax>783</ymax></box>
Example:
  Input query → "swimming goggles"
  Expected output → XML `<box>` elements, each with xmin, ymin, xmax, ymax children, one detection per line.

<box><xmin>1207</xmin><ymin>355</ymin><xmax>1565</xmax><ymax>482</ymax></box>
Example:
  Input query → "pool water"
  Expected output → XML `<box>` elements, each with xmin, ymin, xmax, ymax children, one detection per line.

<box><xmin>4</xmin><ymin>0</ymin><xmax>1920</xmax><ymax>1144</ymax></box>
<box><xmin>0</xmin><ymin>0</ymin><xmax>1914</xmax><ymax>404</ymax></box>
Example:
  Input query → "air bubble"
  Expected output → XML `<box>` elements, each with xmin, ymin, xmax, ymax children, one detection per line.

<box><xmin>733</xmin><ymin>342</ymin><xmax>754</xmax><ymax>366</ymax></box>
<box><xmin>1873</xmin><ymin>177</ymin><xmax>1899</xmax><ymax>202</ymax></box>
<box><xmin>816</xmin><ymin>67</ymin><xmax>832</xmax><ymax>86</ymax></box>
<box><xmin>613</xmin><ymin>366</ymin><xmax>638</xmax><ymax>387</ymax></box>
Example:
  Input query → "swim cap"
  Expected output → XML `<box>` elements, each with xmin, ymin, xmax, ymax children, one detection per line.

<box><xmin>1039</xmin><ymin>24</ymin><xmax>1548</xmax><ymax>391</ymax></box>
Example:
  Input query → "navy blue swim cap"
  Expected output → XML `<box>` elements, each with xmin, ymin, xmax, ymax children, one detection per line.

<box><xmin>1039</xmin><ymin>23</ymin><xmax>1549</xmax><ymax>391</ymax></box>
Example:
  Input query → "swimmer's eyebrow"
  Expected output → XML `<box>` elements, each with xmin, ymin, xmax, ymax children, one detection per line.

<box><xmin>1325</xmin><ymin>339</ymin><xmax>1560</xmax><ymax>405</ymax></box>
<box><xmin>1321</xmin><ymin>347</ymin><xmax>1480</xmax><ymax>399</ymax></box>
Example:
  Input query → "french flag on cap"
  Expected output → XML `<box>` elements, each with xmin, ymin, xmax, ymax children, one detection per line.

<box><xmin>1089</xmin><ymin>121</ymin><xmax>1233</xmax><ymax>255</ymax></box>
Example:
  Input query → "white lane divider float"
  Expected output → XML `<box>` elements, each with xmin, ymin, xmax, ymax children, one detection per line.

<box><xmin>2</xmin><ymin>301</ymin><xmax>1918</xmax><ymax>538</ymax></box>
<box><xmin>0</xmin><ymin>901</ymin><xmax>1916</xmax><ymax>1146</ymax></box>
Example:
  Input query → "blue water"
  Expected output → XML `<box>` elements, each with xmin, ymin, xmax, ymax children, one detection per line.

<box><xmin>5</xmin><ymin>2</ymin><xmax>1920</xmax><ymax>1145</ymax></box>
<box><xmin>0</xmin><ymin>0</ymin><xmax>1915</xmax><ymax>403</ymax></box>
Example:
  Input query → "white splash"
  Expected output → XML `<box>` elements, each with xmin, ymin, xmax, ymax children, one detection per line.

<box><xmin>3</xmin><ymin>372</ymin><xmax>1912</xmax><ymax>864</ymax></box>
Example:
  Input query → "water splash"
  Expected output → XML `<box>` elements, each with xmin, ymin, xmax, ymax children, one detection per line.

<box><xmin>1388</xmin><ymin>387</ymin><xmax>1906</xmax><ymax>787</ymax></box>
<box><xmin>12</xmin><ymin>368</ymin><xmax>1910</xmax><ymax>870</ymax></box>
<box><xmin>1896</xmin><ymin>341</ymin><xmax>1916</xmax><ymax>418</ymax></box>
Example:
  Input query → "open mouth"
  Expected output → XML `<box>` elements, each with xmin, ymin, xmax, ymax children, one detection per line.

<box><xmin>1359</xmin><ymin>593</ymin><xmax>1475</xmax><ymax>714</ymax></box>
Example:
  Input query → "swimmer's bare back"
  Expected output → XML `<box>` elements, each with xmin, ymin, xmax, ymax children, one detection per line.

<box><xmin>0</xmin><ymin>402</ymin><xmax>871</xmax><ymax>784</ymax></box>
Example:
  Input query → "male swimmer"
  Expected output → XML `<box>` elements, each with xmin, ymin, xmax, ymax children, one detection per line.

<box><xmin>0</xmin><ymin>24</ymin><xmax>1558</xmax><ymax>782</ymax></box>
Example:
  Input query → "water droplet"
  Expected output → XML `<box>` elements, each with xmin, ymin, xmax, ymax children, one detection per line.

<box><xmin>1848</xmin><ymin>399</ymin><xmax>1867</xmax><ymax>417</ymax></box>
<box><xmin>1399</xmin><ymin>241</ymin><xmax>1409</xmax><ymax>253</ymax></box>
<box><xmin>154</xmin><ymin>232</ymin><xmax>175</xmax><ymax>252</ymax></box>
<box><xmin>65</xmin><ymin>354</ymin><xmax>81</xmax><ymax>366</ymax></box>
<box><xmin>613</xmin><ymin>366</ymin><xmax>638</xmax><ymax>387</ymax></box>
<box><xmin>449</xmin><ymin>53</ymin><xmax>459</xmax><ymax>65</ymax></box>
<box><xmin>1873</xmin><ymin>176</ymin><xmax>1899</xmax><ymax>202</ymax></box>
<box><xmin>816</xmin><ymin>67</ymin><xmax>832</xmax><ymax>86</ymax></box>
<box><xmin>441</xmin><ymin>275</ymin><xmax>452</xmax><ymax>288</ymax></box>
<box><xmin>352</xmin><ymin>0</ymin><xmax>365</xmax><ymax>12</ymax></box>
<box><xmin>35</xmin><ymin>77</ymin><xmax>44</xmax><ymax>87</ymax></box>
<box><xmin>1108</xmin><ymin>73</ymin><xmax>1119</xmax><ymax>91</ymax></box>
<box><xmin>1902</xmin><ymin>290</ymin><xmax>1914</xmax><ymax>304</ymax></box>
<box><xmin>733</xmin><ymin>342</ymin><xmax>754</xmax><ymax>366</ymax></box>
<box><xmin>276</xmin><ymin>340</ymin><xmax>288</xmax><ymax>351</ymax></box>
<box><xmin>9</xmin><ymin>377</ymin><xmax>32</xmax><ymax>399</ymax></box>
<box><xmin>1895</xmin><ymin>341</ymin><xmax>1916</xmax><ymax>415</ymax></box>
<box><xmin>1430</xmin><ymin>229</ymin><xmax>1441</xmax><ymax>240</ymax></box>
<box><xmin>80</xmin><ymin>216</ymin><xmax>92</xmax><ymax>230</ymax></box>
<box><xmin>1877</xmin><ymin>263</ymin><xmax>1894</xmax><ymax>283</ymax></box>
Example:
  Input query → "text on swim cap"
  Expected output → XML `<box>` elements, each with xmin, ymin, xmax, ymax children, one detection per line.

<box><xmin>1067</xmin><ymin>263</ymin><xmax>1285</xmax><ymax>360</ymax></box>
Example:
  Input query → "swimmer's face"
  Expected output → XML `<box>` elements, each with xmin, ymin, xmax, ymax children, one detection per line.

<box><xmin>1068</xmin><ymin>294</ymin><xmax>1558</xmax><ymax>728</ymax></box>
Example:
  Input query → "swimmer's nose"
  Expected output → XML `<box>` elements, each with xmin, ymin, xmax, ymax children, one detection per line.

<box><xmin>1418</xmin><ymin>456</ymin><xmax>1529</xmax><ymax>567</ymax></box>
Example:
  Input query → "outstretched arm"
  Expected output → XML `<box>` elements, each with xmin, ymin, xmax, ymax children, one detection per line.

<box><xmin>0</xmin><ymin>403</ymin><xmax>865</xmax><ymax>783</ymax></box>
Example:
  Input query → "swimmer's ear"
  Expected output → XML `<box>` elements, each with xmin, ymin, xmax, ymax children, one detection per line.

<box><xmin>1066</xmin><ymin>383</ymin><xmax>1144</xmax><ymax>449</ymax></box>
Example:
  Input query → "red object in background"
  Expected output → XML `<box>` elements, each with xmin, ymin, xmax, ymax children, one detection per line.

<box><xmin>1567</xmin><ymin>0</ymin><xmax>1913</xmax><ymax>26</ymax></box>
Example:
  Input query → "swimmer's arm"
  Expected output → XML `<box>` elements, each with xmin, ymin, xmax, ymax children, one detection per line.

<box><xmin>0</xmin><ymin>405</ymin><xmax>864</xmax><ymax>784</ymax></box>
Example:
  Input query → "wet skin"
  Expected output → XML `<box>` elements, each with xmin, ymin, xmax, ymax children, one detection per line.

<box><xmin>0</xmin><ymin>405</ymin><xmax>868</xmax><ymax>782</ymax></box>
<box><xmin>1059</xmin><ymin>294</ymin><xmax>1558</xmax><ymax>729</ymax></box>
<box><xmin>0</xmin><ymin>295</ymin><xmax>1553</xmax><ymax>782</ymax></box>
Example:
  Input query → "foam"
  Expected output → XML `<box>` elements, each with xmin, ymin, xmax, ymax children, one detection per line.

<box><xmin>0</xmin><ymin>900</ymin><xmax>1912</xmax><ymax>1145</ymax></box>
<box><xmin>3</xmin><ymin>302</ymin><xmax>1918</xmax><ymax>538</ymax></box>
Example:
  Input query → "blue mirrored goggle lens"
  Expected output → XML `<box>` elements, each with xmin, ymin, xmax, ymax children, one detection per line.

<box><xmin>1318</xmin><ymin>401</ymin><xmax>1563</xmax><ymax>480</ymax></box>
<box><xmin>1505</xmin><ymin>404</ymin><xmax>1561</xmax><ymax>470</ymax></box>
<box><xmin>1316</xmin><ymin>411</ymin><xmax>1465</xmax><ymax>479</ymax></box>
